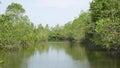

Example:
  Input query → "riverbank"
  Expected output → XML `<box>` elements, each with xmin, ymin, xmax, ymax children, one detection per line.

<box><xmin>0</xmin><ymin>42</ymin><xmax>119</xmax><ymax>68</ymax></box>
<box><xmin>0</xmin><ymin>40</ymin><xmax>120</xmax><ymax>58</ymax></box>
<box><xmin>81</xmin><ymin>40</ymin><xmax>120</xmax><ymax>57</ymax></box>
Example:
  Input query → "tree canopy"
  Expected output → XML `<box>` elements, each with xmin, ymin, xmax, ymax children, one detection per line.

<box><xmin>0</xmin><ymin>0</ymin><xmax>120</xmax><ymax>50</ymax></box>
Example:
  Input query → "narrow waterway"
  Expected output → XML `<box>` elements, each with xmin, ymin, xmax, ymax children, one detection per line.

<box><xmin>0</xmin><ymin>42</ymin><xmax>120</xmax><ymax>68</ymax></box>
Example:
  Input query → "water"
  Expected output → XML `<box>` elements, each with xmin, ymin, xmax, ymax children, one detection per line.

<box><xmin>0</xmin><ymin>42</ymin><xmax>120</xmax><ymax>68</ymax></box>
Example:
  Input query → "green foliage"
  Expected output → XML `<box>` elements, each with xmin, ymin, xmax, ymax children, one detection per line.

<box><xmin>0</xmin><ymin>0</ymin><xmax>120</xmax><ymax>50</ymax></box>
<box><xmin>90</xmin><ymin>0</ymin><xmax>120</xmax><ymax>49</ymax></box>
<box><xmin>94</xmin><ymin>18</ymin><xmax>120</xmax><ymax>49</ymax></box>
<box><xmin>34</xmin><ymin>24</ymin><xmax>49</xmax><ymax>42</ymax></box>
<box><xmin>63</xmin><ymin>22</ymin><xmax>74</xmax><ymax>40</ymax></box>
<box><xmin>90</xmin><ymin>0</ymin><xmax>120</xmax><ymax>22</ymax></box>
<box><xmin>72</xmin><ymin>12</ymin><xmax>91</xmax><ymax>41</ymax></box>
<box><xmin>48</xmin><ymin>24</ymin><xmax>64</xmax><ymax>41</ymax></box>
<box><xmin>0</xmin><ymin>3</ymin><xmax>49</xmax><ymax>49</ymax></box>
<box><xmin>48</xmin><ymin>0</ymin><xmax>120</xmax><ymax>50</ymax></box>
<box><xmin>6</xmin><ymin>3</ymin><xmax>25</xmax><ymax>15</ymax></box>
<box><xmin>49</xmin><ymin>12</ymin><xmax>91</xmax><ymax>42</ymax></box>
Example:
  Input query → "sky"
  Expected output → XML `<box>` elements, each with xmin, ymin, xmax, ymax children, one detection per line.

<box><xmin>0</xmin><ymin>0</ymin><xmax>92</xmax><ymax>27</ymax></box>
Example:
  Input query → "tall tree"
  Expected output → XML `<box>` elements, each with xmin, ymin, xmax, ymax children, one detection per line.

<box><xmin>90</xmin><ymin>0</ymin><xmax>120</xmax><ymax>22</ymax></box>
<box><xmin>90</xmin><ymin>0</ymin><xmax>120</xmax><ymax>49</ymax></box>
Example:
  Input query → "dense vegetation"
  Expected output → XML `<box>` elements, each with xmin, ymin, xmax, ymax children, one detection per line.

<box><xmin>0</xmin><ymin>3</ymin><xmax>49</xmax><ymax>49</ymax></box>
<box><xmin>48</xmin><ymin>12</ymin><xmax>91</xmax><ymax>42</ymax></box>
<box><xmin>49</xmin><ymin>0</ymin><xmax>120</xmax><ymax>49</ymax></box>
<box><xmin>90</xmin><ymin>0</ymin><xmax>120</xmax><ymax>49</ymax></box>
<box><xmin>0</xmin><ymin>0</ymin><xmax>120</xmax><ymax>50</ymax></box>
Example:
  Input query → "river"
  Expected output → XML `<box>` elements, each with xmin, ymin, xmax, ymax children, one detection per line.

<box><xmin>0</xmin><ymin>42</ymin><xmax>120</xmax><ymax>68</ymax></box>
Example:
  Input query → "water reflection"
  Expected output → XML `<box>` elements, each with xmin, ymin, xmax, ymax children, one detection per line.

<box><xmin>86</xmin><ymin>50</ymin><xmax>120</xmax><ymax>68</ymax></box>
<box><xmin>0</xmin><ymin>42</ymin><xmax>120</xmax><ymax>68</ymax></box>
<box><xmin>23</xmin><ymin>42</ymin><xmax>89</xmax><ymax>68</ymax></box>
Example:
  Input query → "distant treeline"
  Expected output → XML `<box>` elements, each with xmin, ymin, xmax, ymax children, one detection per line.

<box><xmin>0</xmin><ymin>0</ymin><xmax>120</xmax><ymax>50</ymax></box>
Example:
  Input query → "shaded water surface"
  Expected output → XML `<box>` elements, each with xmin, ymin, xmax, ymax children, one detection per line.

<box><xmin>0</xmin><ymin>42</ymin><xmax>120</xmax><ymax>68</ymax></box>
